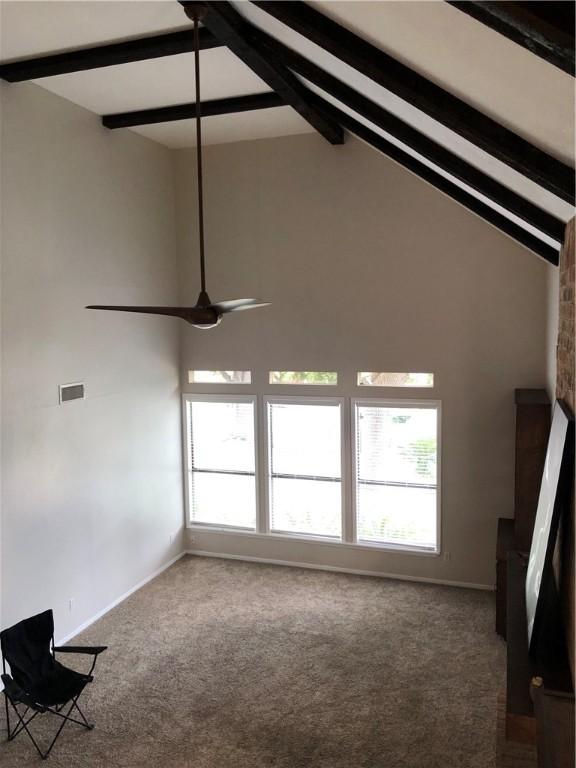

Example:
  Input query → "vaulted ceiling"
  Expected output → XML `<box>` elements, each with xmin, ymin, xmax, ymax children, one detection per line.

<box><xmin>1</xmin><ymin>1</ymin><xmax>574</xmax><ymax>264</ymax></box>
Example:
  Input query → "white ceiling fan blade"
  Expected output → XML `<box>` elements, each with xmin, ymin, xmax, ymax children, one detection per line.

<box><xmin>210</xmin><ymin>298</ymin><xmax>271</xmax><ymax>314</ymax></box>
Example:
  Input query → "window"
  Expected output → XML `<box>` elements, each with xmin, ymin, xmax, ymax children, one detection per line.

<box><xmin>353</xmin><ymin>400</ymin><xmax>439</xmax><ymax>551</ymax></box>
<box><xmin>189</xmin><ymin>370</ymin><xmax>251</xmax><ymax>384</ymax></box>
<box><xmin>357</xmin><ymin>372</ymin><xmax>434</xmax><ymax>387</ymax></box>
<box><xmin>184</xmin><ymin>395</ymin><xmax>257</xmax><ymax>529</ymax></box>
<box><xmin>183</xmin><ymin>387</ymin><xmax>441</xmax><ymax>555</ymax></box>
<box><xmin>266</xmin><ymin>398</ymin><xmax>343</xmax><ymax>538</ymax></box>
<box><xmin>269</xmin><ymin>371</ymin><xmax>337</xmax><ymax>385</ymax></box>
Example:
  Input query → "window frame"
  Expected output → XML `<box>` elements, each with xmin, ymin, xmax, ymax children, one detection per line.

<box><xmin>182</xmin><ymin>391</ymin><xmax>441</xmax><ymax>558</ymax></box>
<box><xmin>182</xmin><ymin>393</ymin><xmax>259</xmax><ymax>532</ymax></box>
<box><xmin>263</xmin><ymin>395</ymin><xmax>347</xmax><ymax>542</ymax></box>
<box><xmin>351</xmin><ymin>398</ymin><xmax>442</xmax><ymax>554</ymax></box>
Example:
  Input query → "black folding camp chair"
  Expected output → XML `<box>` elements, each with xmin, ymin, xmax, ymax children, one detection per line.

<box><xmin>1</xmin><ymin>609</ymin><xmax>107</xmax><ymax>760</ymax></box>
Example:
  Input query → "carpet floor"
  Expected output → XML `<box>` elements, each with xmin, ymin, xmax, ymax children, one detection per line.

<box><xmin>0</xmin><ymin>555</ymin><xmax>505</xmax><ymax>767</ymax></box>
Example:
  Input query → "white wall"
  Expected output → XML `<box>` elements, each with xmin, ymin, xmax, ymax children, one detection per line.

<box><xmin>0</xmin><ymin>85</ymin><xmax>553</xmax><ymax>626</ymax></box>
<box><xmin>176</xmin><ymin>133</ymin><xmax>551</xmax><ymax>588</ymax></box>
<box><xmin>0</xmin><ymin>82</ymin><xmax>184</xmax><ymax>637</ymax></box>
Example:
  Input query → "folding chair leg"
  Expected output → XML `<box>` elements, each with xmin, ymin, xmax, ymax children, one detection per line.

<box><xmin>9</xmin><ymin>707</ymin><xmax>40</xmax><ymax>741</ymax></box>
<box><xmin>4</xmin><ymin>694</ymin><xmax>88</xmax><ymax>760</ymax></box>
<box><xmin>73</xmin><ymin>699</ymin><xmax>94</xmax><ymax>730</ymax></box>
<box><xmin>42</xmin><ymin>697</ymin><xmax>78</xmax><ymax>761</ymax></box>
<box><xmin>5</xmin><ymin>698</ymin><xmax>46</xmax><ymax>760</ymax></box>
<box><xmin>6</xmin><ymin>703</ymin><xmax>25</xmax><ymax>741</ymax></box>
<box><xmin>45</xmin><ymin>701</ymin><xmax>92</xmax><ymax>730</ymax></box>
<box><xmin>3</xmin><ymin>692</ymin><xmax>10</xmax><ymax>741</ymax></box>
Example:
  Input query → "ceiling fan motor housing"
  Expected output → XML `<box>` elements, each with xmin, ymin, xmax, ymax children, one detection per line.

<box><xmin>180</xmin><ymin>2</ymin><xmax>208</xmax><ymax>23</ymax></box>
<box><xmin>186</xmin><ymin>310</ymin><xmax>220</xmax><ymax>327</ymax></box>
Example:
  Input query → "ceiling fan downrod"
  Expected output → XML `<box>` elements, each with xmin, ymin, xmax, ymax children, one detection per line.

<box><xmin>183</xmin><ymin>2</ymin><xmax>208</xmax><ymax>299</ymax></box>
<box><xmin>86</xmin><ymin>0</ymin><xmax>270</xmax><ymax>328</ymax></box>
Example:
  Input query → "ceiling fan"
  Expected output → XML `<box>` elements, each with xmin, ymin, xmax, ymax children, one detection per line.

<box><xmin>87</xmin><ymin>2</ymin><xmax>270</xmax><ymax>329</ymax></box>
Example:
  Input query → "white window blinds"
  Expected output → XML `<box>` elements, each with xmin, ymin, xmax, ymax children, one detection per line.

<box><xmin>186</xmin><ymin>398</ymin><xmax>256</xmax><ymax>529</ymax></box>
<box><xmin>266</xmin><ymin>400</ymin><xmax>342</xmax><ymax>538</ymax></box>
<box><xmin>354</xmin><ymin>402</ymin><xmax>438</xmax><ymax>550</ymax></box>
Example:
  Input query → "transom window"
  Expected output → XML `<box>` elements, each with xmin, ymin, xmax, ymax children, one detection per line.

<box><xmin>269</xmin><ymin>371</ymin><xmax>337</xmax><ymax>385</ymax></box>
<box><xmin>189</xmin><ymin>370</ymin><xmax>251</xmax><ymax>384</ymax></box>
<box><xmin>357</xmin><ymin>372</ymin><xmax>434</xmax><ymax>387</ymax></box>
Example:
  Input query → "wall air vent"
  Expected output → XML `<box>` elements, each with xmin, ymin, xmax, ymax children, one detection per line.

<box><xmin>59</xmin><ymin>383</ymin><xmax>85</xmax><ymax>404</ymax></box>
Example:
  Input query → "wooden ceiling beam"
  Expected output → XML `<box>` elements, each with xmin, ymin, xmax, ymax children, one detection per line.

<box><xmin>0</xmin><ymin>28</ymin><xmax>221</xmax><ymax>82</ymax></box>
<box><xmin>252</xmin><ymin>1</ymin><xmax>574</xmax><ymax>203</ymax></box>
<box><xmin>102</xmin><ymin>92</ymin><xmax>284</xmax><ymax>129</ymax></box>
<box><xmin>446</xmin><ymin>1</ymin><xmax>575</xmax><ymax>76</ymax></box>
<box><xmin>192</xmin><ymin>1</ymin><xmax>343</xmax><ymax>145</ymax></box>
<box><xmin>310</xmin><ymin>93</ymin><xmax>560</xmax><ymax>264</ymax></box>
<box><xmin>250</xmin><ymin>27</ymin><xmax>564</xmax><ymax>243</ymax></box>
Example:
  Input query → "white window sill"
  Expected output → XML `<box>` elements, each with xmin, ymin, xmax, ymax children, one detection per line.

<box><xmin>186</xmin><ymin>524</ymin><xmax>440</xmax><ymax>557</ymax></box>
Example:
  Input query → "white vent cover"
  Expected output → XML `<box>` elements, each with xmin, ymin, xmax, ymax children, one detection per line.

<box><xmin>59</xmin><ymin>383</ymin><xmax>85</xmax><ymax>403</ymax></box>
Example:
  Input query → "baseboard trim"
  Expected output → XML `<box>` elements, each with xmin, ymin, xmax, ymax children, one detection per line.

<box><xmin>185</xmin><ymin>550</ymin><xmax>493</xmax><ymax>590</ymax></box>
<box><xmin>0</xmin><ymin>551</ymin><xmax>187</xmax><ymax>693</ymax></box>
<box><xmin>56</xmin><ymin>551</ymin><xmax>187</xmax><ymax>646</ymax></box>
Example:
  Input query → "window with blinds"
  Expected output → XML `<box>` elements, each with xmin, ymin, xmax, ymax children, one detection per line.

<box><xmin>185</xmin><ymin>396</ymin><xmax>257</xmax><ymax>529</ymax></box>
<box><xmin>353</xmin><ymin>401</ymin><xmax>439</xmax><ymax>551</ymax></box>
<box><xmin>266</xmin><ymin>399</ymin><xmax>343</xmax><ymax>538</ymax></box>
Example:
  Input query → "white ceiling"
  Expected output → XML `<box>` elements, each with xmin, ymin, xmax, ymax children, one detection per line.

<box><xmin>0</xmin><ymin>1</ymin><xmax>313</xmax><ymax>146</ymax></box>
<box><xmin>0</xmin><ymin>1</ymin><xmax>189</xmax><ymax>58</ymax></box>
<box><xmin>23</xmin><ymin>49</ymin><xmax>270</xmax><ymax>115</ymax></box>
<box><xmin>236</xmin><ymin>1</ymin><xmax>574</xmax><ymax>229</ymax></box>
<box><xmin>312</xmin><ymin>0</ymin><xmax>574</xmax><ymax>165</ymax></box>
<box><xmin>1</xmin><ymin>0</ymin><xmax>574</xmax><ymax>237</ymax></box>
<box><xmin>137</xmin><ymin>105</ymin><xmax>313</xmax><ymax>147</ymax></box>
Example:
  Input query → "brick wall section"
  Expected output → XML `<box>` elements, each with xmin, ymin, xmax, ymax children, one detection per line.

<box><xmin>556</xmin><ymin>217</ymin><xmax>575</xmax><ymax>681</ymax></box>
<box><xmin>557</xmin><ymin>219</ymin><xmax>575</xmax><ymax>413</ymax></box>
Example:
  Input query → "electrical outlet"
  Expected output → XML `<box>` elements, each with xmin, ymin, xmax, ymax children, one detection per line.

<box><xmin>443</xmin><ymin>551</ymin><xmax>451</xmax><ymax>562</ymax></box>
<box><xmin>189</xmin><ymin>536</ymin><xmax>195</xmax><ymax>544</ymax></box>
<box><xmin>68</xmin><ymin>598</ymin><xmax>75</xmax><ymax>613</ymax></box>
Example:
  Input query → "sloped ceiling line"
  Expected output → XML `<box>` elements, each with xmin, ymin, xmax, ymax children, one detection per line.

<box><xmin>199</xmin><ymin>1</ymin><xmax>343</xmax><ymax>144</ymax></box>
<box><xmin>251</xmin><ymin>1</ymin><xmax>574</xmax><ymax>204</ymax></box>
<box><xmin>446</xmin><ymin>1</ymin><xmax>575</xmax><ymax>76</ymax></box>
<box><xmin>194</xmin><ymin>0</ymin><xmax>562</xmax><ymax>260</ymax></box>
<box><xmin>312</xmin><ymin>95</ymin><xmax>559</xmax><ymax>264</ymax></box>
<box><xmin>250</xmin><ymin>23</ymin><xmax>565</xmax><ymax>244</ymax></box>
<box><xmin>0</xmin><ymin>0</ymin><xmax>568</xmax><ymax>261</ymax></box>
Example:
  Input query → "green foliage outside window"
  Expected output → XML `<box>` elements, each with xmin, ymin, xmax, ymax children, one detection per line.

<box><xmin>269</xmin><ymin>371</ymin><xmax>337</xmax><ymax>385</ymax></box>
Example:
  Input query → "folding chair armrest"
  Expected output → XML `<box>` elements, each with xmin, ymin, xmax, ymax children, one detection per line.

<box><xmin>53</xmin><ymin>645</ymin><xmax>107</xmax><ymax>656</ymax></box>
<box><xmin>1</xmin><ymin>673</ymin><xmax>43</xmax><ymax>711</ymax></box>
<box><xmin>1</xmin><ymin>673</ymin><xmax>19</xmax><ymax>698</ymax></box>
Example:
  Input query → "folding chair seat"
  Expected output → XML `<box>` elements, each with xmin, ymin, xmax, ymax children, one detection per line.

<box><xmin>1</xmin><ymin>609</ymin><xmax>107</xmax><ymax>760</ymax></box>
<box><xmin>25</xmin><ymin>661</ymin><xmax>92</xmax><ymax>708</ymax></box>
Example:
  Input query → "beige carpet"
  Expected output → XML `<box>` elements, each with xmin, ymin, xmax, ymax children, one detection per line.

<box><xmin>0</xmin><ymin>555</ymin><xmax>504</xmax><ymax>767</ymax></box>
